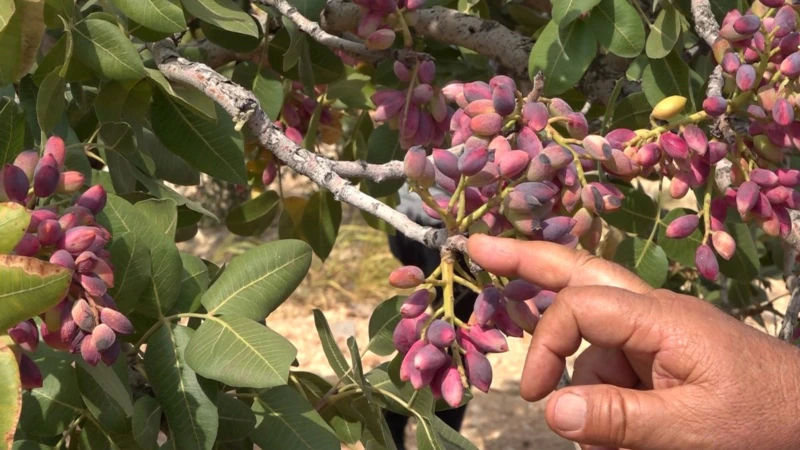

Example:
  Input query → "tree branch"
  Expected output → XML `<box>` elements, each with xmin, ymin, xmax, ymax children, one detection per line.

<box><xmin>254</xmin><ymin>0</ymin><xmax>429</xmax><ymax>65</ymax></box>
<box><xmin>322</xmin><ymin>0</ymin><xmax>532</xmax><ymax>77</ymax></box>
<box><xmin>149</xmin><ymin>39</ymin><xmax>447</xmax><ymax>248</ymax></box>
<box><xmin>328</xmin><ymin>160</ymin><xmax>406</xmax><ymax>182</ymax></box>
<box><xmin>690</xmin><ymin>0</ymin><xmax>719</xmax><ymax>47</ymax></box>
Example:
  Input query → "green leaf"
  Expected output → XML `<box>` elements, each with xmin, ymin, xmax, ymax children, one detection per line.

<box><xmin>367</xmin><ymin>295</ymin><xmax>405</xmax><ymax>356</ymax></box>
<box><xmin>327</xmin><ymin>71</ymin><xmax>375</xmax><ymax>110</ymax></box>
<box><xmin>416</xmin><ymin>419</ymin><xmax>445</xmax><ymax>450</ymax></box>
<box><xmin>95</xmin><ymin>80</ymin><xmax>153</xmax><ymax>126</ymax></box>
<box><xmin>359</xmin><ymin>187</ymin><xmax>397</xmax><ymax>235</ymax></box>
<box><xmin>0</xmin><ymin>1</ymin><xmax>14</xmax><ymax>33</ymax></box>
<box><xmin>0</xmin><ymin>256</ymin><xmax>71</xmax><ymax>330</ymax></box>
<box><xmin>11</xmin><ymin>441</ymin><xmax>53</xmax><ymax>450</ymax></box>
<box><xmin>641</xmin><ymin>50</ymin><xmax>703</xmax><ymax>112</ymax></box>
<box><xmin>0</xmin><ymin>1</ymin><xmax>22</xmax><ymax>85</ymax></box>
<box><xmin>718</xmin><ymin>221</ymin><xmax>760</xmax><ymax>279</ymax></box>
<box><xmin>150</xmin><ymin>90</ymin><xmax>246</xmax><ymax>184</ymax></box>
<box><xmin>141</xmin><ymin>129</ymin><xmax>200</xmax><ymax>186</ymax></box>
<box><xmin>180</xmin><ymin>0</ymin><xmax>259</xmax><ymax>38</ymax></box>
<box><xmin>281</xmin><ymin>18</ymin><xmax>303</xmax><ymax>71</ymax></box>
<box><xmin>144</xmin><ymin>324</ymin><xmax>218</xmax><ymax>450</ymax></box>
<box><xmin>216</xmin><ymin>394</ymin><xmax>256</xmax><ymax>443</ymax></box>
<box><xmin>626</xmin><ymin>54</ymin><xmax>647</xmax><ymax>81</ymax></box>
<box><xmin>134</xmin><ymin>198</ymin><xmax>178</xmax><ymax>238</ymax></box>
<box><xmin>364</xmin><ymin>125</ymin><xmax>403</xmax><ymax>198</ymax></box>
<box><xmin>172</xmin><ymin>253</ymin><xmax>209</xmax><ymax>314</ymax></box>
<box><xmin>130</xmin><ymin>168</ymin><xmax>214</xmax><ymax>220</ymax></box>
<box><xmin>0</xmin><ymin>340</ymin><xmax>21</xmax><ymax>450</ymax></box>
<box><xmin>609</xmin><ymin>91</ymin><xmax>651</xmax><ymax>130</ymax></box>
<box><xmin>347</xmin><ymin>337</ymin><xmax>369</xmax><ymax>399</ymax></box>
<box><xmin>528</xmin><ymin>20</ymin><xmax>597</xmax><ymax>96</ymax></box>
<box><xmin>0</xmin><ymin>203</ymin><xmax>30</xmax><ymax>254</ymax></box>
<box><xmin>267</xmin><ymin>28</ymin><xmax>344</xmax><ymax>85</ymax></box>
<box><xmin>18</xmin><ymin>346</ymin><xmax>83</xmax><ymax>437</ymax></box>
<box><xmin>230</xmin><ymin>62</ymin><xmax>283</xmax><ymax>121</ymax></box>
<box><xmin>302</xmin><ymin>190</ymin><xmax>341</xmax><ymax>261</ymax></box>
<box><xmin>552</xmin><ymin>0</ymin><xmax>601</xmax><ymax>26</ymax></box>
<box><xmin>613</xmin><ymin>237</ymin><xmax>669</xmax><ymax>288</ymax></box>
<box><xmin>0</xmin><ymin>100</ymin><xmax>26</xmax><ymax>165</ymax></box>
<box><xmin>184</xmin><ymin>315</ymin><xmax>297</xmax><ymax>389</ymax></box>
<box><xmin>145</xmin><ymin>69</ymin><xmax>217</xmax><ymax>122</ymax></box>
<box><xmin>108</xmin><ymin>0</ymin><xmax>185</xmax><ymax>34</ymax></box>
<box><xmin>35</xmin><ymin>69</ymin><xmax>65</xmax><ymax>135</ymax></box>
<box><xmin>76</xmin><ymin>364</ymin><xmax>133</xmax><ymax>434</ymax></box>
<box><xmin>656</xmin><ymin>208</ymin><xmax>701</xmax><ymax>267</ymax></box>
<box><xmin>199</xmin><ymin>19</ymin><xmax>263</xmax><ymax>53</ymax></box>
<box><xmin>645</xmin><ymin>5</ymin><xmax>681</xmax><ymax>59</ymax></box>
<box><xmin>225</xmin><ymin>191</ymin><xmax>282</xmax><ymax>237</ymax></box>
<box><xmin>73</xmin><ymin>18</ymin><xmax>147</xmax><ymax>81</ymax></box>
<box><xmin>98</xmin><ymin>122</ymin><xmax>137</xmax><ymax>154</ymax></box>
<box><xmin>201</xmin><ymin>239</ymin><xmax>311</xmax><ymax>320</ymax></box>
<box><xmin>313</xmin><ymin>309</ymin><xmax>356</xmax><ymax>383</ymax></box>
<box><xmin>587</xmin><ymin>0</ymin><xmax>644</xmax><ymax>58</ymax></box>
<box><xmin>603</xmin><ymin>185</ymin><xmax>657</xmax><ymax>237</ymax></box>
<box><xmin>250</xmin><ymin>386</ymin><xmax>339</xmax><ymax>450</ymax></box>
<box><xmin>97</xmin><ymin>195</ymin><xmax>181</xmax><ymax>317</ymax></box>
<box><xmin>601</xmin><ymin>78</ymin><xmax>625</xmax><ymax>134</ymax></box>
<box><xmin>132</xmin><ymin>396</ymin><xmax>161</xmax><ymax>450</ymax></box>
<box><xmin>430</xmin><ymin>416</ymin><xmax>479</xmax><ymax>450</ymax></box>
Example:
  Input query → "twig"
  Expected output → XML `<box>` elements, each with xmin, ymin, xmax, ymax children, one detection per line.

<box><xmin>525</xmin><ymin>71</ymin><xmax>545</xmax><ymax>103</ymax></box>
<box><xmin>254</xmin><ymin>0</ymin><xmax>430</xmax><ymax>66</ymax></box>
<box><xmin>149</xmin><ymin>40</ymin><xmax>448</xmax><ymax>249</ymax></box>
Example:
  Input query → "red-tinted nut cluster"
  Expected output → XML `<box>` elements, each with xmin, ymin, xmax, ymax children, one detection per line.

<box><xmin>390</xmin><ymin>276</ymin><xmax>555</xmax><ymax>406</ymax></box>
<box><xmin>5</xmin><ymin>137</ymin><xmax>132</xmax><ymax>387</ymax></box>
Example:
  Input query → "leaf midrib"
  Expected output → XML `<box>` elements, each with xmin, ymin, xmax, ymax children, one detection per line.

<box><xmin>0</xmin><ymin>274</ymin><xmax>68</xmax><ymax>300</ymax></box>
<box><xmin>255</xmin><ymin>397</ymin><xmax>317</xmax><ymax>450</ymax></box>
<box><xmin>595</xmin><ymin>1</ymin><xmax>639</xmax><ymax>53</ymax></box>
<box><xmin>205</xmin><ymin>316</ymin><xmax>285</xmax><ymax>381</ymax></box>
<box><xmin>165</xmin><ymin>324</ymin><xmax>205</xmax><ymax>448</ymax></box>
<box><xmin>207</xmin><ymin>253</ymin><xmax>308</xmax><ymax>314</ymax></box>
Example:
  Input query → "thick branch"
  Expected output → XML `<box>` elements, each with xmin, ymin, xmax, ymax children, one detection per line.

<box><xmin>149</xmin><ymin>40</ymin><xmax>447</xmax><ymax>248</ymax></box>
<box><xmin>328</xmin><ymin>160</ymin><xmax>405</xmax><ymax>182</ymax></box>
<box><xmin>255</xmin><ymin>0</ymin><xmax>428</xmax><ymax>65</ymax></box>
<box><xmin>690</xmin><ymin>0</ymin><xmax>720</xmax><ymax>47</ymax></box>
<box><xmin>322</xmin><ymin>0</ymin><xmax>532</xmax><ymax>77</ymax></box>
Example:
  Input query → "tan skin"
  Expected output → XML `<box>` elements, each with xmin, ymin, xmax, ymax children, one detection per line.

<box><xmin>467</xmin><ymin>234</ymin><xmax>800</xmax><ymax>450</ymax></box>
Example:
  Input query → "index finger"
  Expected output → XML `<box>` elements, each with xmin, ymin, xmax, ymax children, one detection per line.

<box><xmin>467</xmin><ymin>235</ymin><xmax>652</xmax><ymax>294</ymax></box>
<box><xmin>520</xmin><ymin>285</ymin><xmax>664</xmax><ymax>401</ymax></box>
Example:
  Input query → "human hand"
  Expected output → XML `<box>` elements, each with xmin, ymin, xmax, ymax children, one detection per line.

<box><xmin>467</xmin><ymin>234</ymin><xmax>800</xmax><ymax>450</ymax></box>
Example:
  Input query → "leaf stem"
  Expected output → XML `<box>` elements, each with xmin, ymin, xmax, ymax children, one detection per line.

<box><xmin>129</xmin><ymin>313</ymin><xmax>209</xmax><ymax>355</ymax></box>
<box><xmin>56</xmin><ymin>412</ymin><xmax>86</xmax><ymax>448</ymax></box>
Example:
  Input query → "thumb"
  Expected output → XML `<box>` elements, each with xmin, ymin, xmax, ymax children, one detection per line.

<box><xmin>545</xmin><ymin>385</ymin><xmax>673</xmax><ymax>449</ymax></box>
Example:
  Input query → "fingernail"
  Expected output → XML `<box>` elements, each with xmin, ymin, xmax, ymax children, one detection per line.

<box><xmin>553</xmin><ymin>393</ymin><xmax>586</xmax><ymax>431</ymax></box>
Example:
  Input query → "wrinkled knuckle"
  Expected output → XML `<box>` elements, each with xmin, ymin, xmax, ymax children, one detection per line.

<box><xmin>590</xmin><ymin>389</ymin><xmax>634</xmax><ymax>445</ymax></box>
<box><xmin>574</xmin><ymin>250</ymin><xmax>599</xmax><ymax>271</ymax></box>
